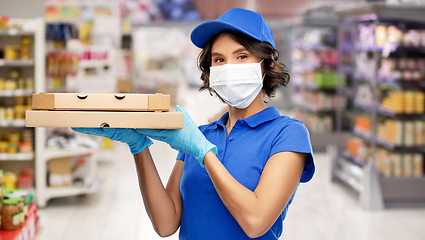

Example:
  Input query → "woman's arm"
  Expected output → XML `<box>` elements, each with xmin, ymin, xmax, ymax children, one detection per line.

<box><xmin>133</xmin><ymin>147</ymin><xmax>184</xmax><ymax>237</ymax></box>
<box><xmin>203</xmin><ymin>150</ymin><xmax>306</xmax><ymax>238</ymax></box>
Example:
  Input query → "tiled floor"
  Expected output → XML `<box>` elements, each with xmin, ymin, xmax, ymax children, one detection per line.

<box><xmin>35</xmin><ymin>89</ymin><xmax>425</xmax><ymax>240</ymax></box>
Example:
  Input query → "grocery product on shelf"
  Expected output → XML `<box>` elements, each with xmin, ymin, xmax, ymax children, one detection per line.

<box><xmin>290</xmin><ymin>24</ymin><xmax>343</xmax><ymax>142</ymax></box>
<box><xmin>1</xmin><ymin>36</ymin><xmax>32</xmax><ymax>61</ymax></box>
<box><xmin>1</xmin><ymin>198</ymin><xmax>19</xmax><ymax>230</ymax></box>
<box><xmin>334</xmin><ymin>3</ymin><xmax>425</xmax><ymax>209</ymax></box>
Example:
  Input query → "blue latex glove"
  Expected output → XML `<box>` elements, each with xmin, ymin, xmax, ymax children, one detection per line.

<box><xmin>71</xmin><ymin>127</ymin><xmax>152</xmax><ymax>155</ymax></box>
<box><xmin>135</xmin><ymin>105</ymin><xmax>217</xmax><ymax>167</ymax></box>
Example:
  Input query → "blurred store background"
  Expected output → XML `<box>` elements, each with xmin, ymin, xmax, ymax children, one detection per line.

<box><xmin>0</xmin><ymin>0</ymin><xmax>425</xmax><ymax>239</ymax></box>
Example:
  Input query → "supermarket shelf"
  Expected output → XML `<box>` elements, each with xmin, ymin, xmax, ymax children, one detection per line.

<box><xmin>0</xmin><ymin>89</ymin><xmax>33</xmax><ymax>97</ymax></box>
<box><xmin>292</xmin><ymin>42</ymin><xmax>335</xmax><ymax>51</ymax></box>
<box><xmin>354</xmin><ymin>128</ymin><xmax>425</xmax><ymax>152</ymax></box>
<box><xmin>45</xmin><ymin>175</ymin><xmax>102</xmax><ymax>200</ymax></box>
<box><xmin>0</xmin><ymin>153</ymin><xmax>34</xmax><ymax>161</ymax></box>
<box><xmin>342</xmin><ymin>151</ymin><xmax>367</xmax><ymax>168</ymax></box>
<box><xmin>353</xmin><ymin>72</ymin><xmax>373</xmax><ymax>82</ymax></box>
<box><xmin>334</xmin><ymin>158</ymin><xmax>363</xmax><ymax>193</ymax></box>
<box><xmin>338</xmin><ymin>64</ymin><xmax>355</xmax><ymax>75</ymax></box>
<box><xmin>355</xmin><ymin>44</ymin><xmax>384</xmax><ymax>52</ymax></box>
<box><xmin>353</xmin><ymin>128</ymin><xmax>374</xmax><ymax>143</ymax></box>
<box><xmin>380</xmin><ymin>176</ymin><xmax>425</xmax><ymax>206</ymax></box>
<box><xmin>0</xmin><ymin>29</ymin><xmax>34</xmax><ymax>36</ymax></box>
<box><xmin>335</xmin><ymin>2</ymin><xmax>425</xmax><ymax>23</ymax></box>
<box><xmin>0</xmin><ymin>119</ymin><xmax>26</xmax><ymax>127</ymax></box>
<box><xmin>293</xmin><ymin>82</ymin><xmax>338</xmax><ymax>92</ymax></box>
<box><xmin>377</xmin><ymin>107</ymin><xmax>425</xmax><ymax>119</ymax></box>
<box><xmin>294</xmin><ymin>103</ymin><xmax>336</xmax><ymax>114</ymax></box>
<box><xmin>376</xmin><ymin>138</ymin><xmax>425</xmax><ymax>153</ymax></box>
<box><xmin>354</xmin><ymin>102</ymin><xmax>376</xmax><ymax>112</ymax></box>
<box><xmin>43</xmin><ymin>147</ymin><xmax>96</xmax><ymax>161</ymax></box>
<box><xmin>0</xmin><ymin>59</ymin><xmax>34</xmax><ymax>67</ymax></box>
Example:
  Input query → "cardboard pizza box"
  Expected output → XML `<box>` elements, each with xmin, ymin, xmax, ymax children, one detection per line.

<box><xmin>25</xmin><ymin>110</ymin><xmax>183</xmax><ymax>129</ymax></box>
<box><xmin>32</xmin><ymin>92</ymin><xmax>170</xmax><ymax>112</ymax></box>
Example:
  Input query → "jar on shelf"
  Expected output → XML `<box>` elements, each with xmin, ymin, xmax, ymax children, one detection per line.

<box><xmin>0</xmin><ymin>78</ymin><xmax>4</xmax><ymax>90</ymax></box>
<box><xmin>4</xmin><ymin>79</ymin><xmax>16</xmax><ymax>90</ymax></box>
<box><xmin>21</xmin><ymin>129</ymin><xmax>33</xmax><ymax>142</ymax></box>
<box><xmin>4</xmin><ymin>172</ymin><xmax>17</xmax><ymax>189</ymax></box>
<box><xmin>0</xmin><ymin>142</ymin><xmax>7</xmax><ymax>153</ymax></box>
<box><xmin>19</xmin><ymin>141</ymin><xmax>33</xmax><ymax>153</ymax></box>
<box><xmin>25</xmin><ymin>78</ymin><xmax>33</xmax><ymax>91</ymax></box>
<box><xmin>5</xmin><ymin>107</ymin><xmax>14</xmax><ymax>120</ymax></box>
<box><xmin>0</xmin><ymin>16</ymin><xmax>9</xmax><ymax>29</ymax></box>
<box><xmin>17</xmin><ymin>78</ymin><xmax>25</xmax><ymax>89</ymax></box>
<box><xmin>0</xmin><ymin>169</ymin><xmax>3</xmax><ymax>198</ymax></box>
<box><xmin>2</xmin><ymin>198</ymin><xmax>19</xmax><ymax>230</ymax></box>
<box><xmin>14</xmin><ymin>105</ymin><xmax>25</xmax><ymax>119</ymax></box>
<box><xmin>15</xmin><ymin>197</ymin><xmax>24</xmax><ymax>227</ymax></box>
<box><xmin>20</xmin><ymin>48</ymin><xmax>30</xmax><ymax>60</ymax></box>
<box><xmin>25</xmin><ymin>96</ymin><xmax>32</xmax><ymax>106</ymax></box>
<box><xmin>9</xmin><ymin>190</ymin><xmax>27</xmax><ymax>220</ymax></box>
<box><xmin>0</xmin><ymin>200</ymin><xmax>2</xmax><ymax>229</ymax></box>
<box><xmin>9</xmin><ymin>133</ymin><xmax>20</xmax><ymax>143</ymax></box>
<box><xmin>15</xmin><ymin>96</ymin><xmax>24</xmax><ymax>106</ymax></box>
<box><xmin>0</xmin><ymin>108</ymin><xmax>5</xmax><ymax>121</ymax></box>
<box><xmin>9</xmin><ymin>69</ymin><xmax>20</xmax><ymax>80</ymax></box>
<box><xmin>8</xmin><ymin>143</ymin><xmax>18</xmax><ymax>154</ymax></box>
<box><xmin>4</xmin><ymin>46</ymin><xmax>18</xmax><ymax>60</ymax></box>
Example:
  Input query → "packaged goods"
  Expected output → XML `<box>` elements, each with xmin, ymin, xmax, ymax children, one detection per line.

<box><xmin>0</xmin><ymin>169</ymin><xmax>3</xmax><ymax>198</ymax></box>
<box><xmin>4</xmin><ymin>172</ymin><xmax>17</xmax><ymax>189</ymax></box>
<box><xmin>414</xmin><ymin>121</ymin><xmax>423</xmax><ymax>146</ymax></box>
<box><xmin>1</xmin><ymin>198</ymin><xmax>19</xmax><ymax>230</ymax></box>
<box><xmin>403</xmin><ymin>154</ymin><xmax>413</xmax><ymax>177</ymax></box>
<box><xmin>413</xmin><ymin>154</ymin><xmax>423</xmax><ymax>177</ymax></box>
<box><xmin>5</xmin><ymin>196</ymin><xmax>25</xmax><ymax>227</ymax></box>
<box><xmin>0</xmin><ymin>142</ymin><xmax>7</xmax><ymax>153</ymax></box>
<box><xmin>49</xmin><ymin>157</ymin><xmax>72</xmax><ymax>187</ymax></box>
<box><xmin>404</xmin><ymin>121</ymin><xmax>414</xmax><ymax>146</ymax></box>
<box><xmin>392</xmin><ymin>154</ymin><xmax>403</xmax><ymax>177</ymax></box>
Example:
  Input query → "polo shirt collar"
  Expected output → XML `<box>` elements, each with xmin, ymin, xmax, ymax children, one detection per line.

<box><xmin>244</xmin><ymin>106</ymin><xmax>280</xmax><ymax>128</ymax></box>
<box><xmin>213</xmin><ymin>106</ymin><xmax>280</xmax><ymax>129</ymax></box>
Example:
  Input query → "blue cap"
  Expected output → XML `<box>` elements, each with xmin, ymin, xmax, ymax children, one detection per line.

<box><xmin>190</xmin><ymin>8</ymin><xmax>275</xmax><ymax>49</ymax></box>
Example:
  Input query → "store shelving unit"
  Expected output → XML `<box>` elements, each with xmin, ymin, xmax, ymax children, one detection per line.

<box><xmin>288</xmin><ymin>7</ymin><xmax>343</xmax><ymax>152</ymax></box>
<box><xmin>36</xmin><ymin>21</ymin><xmax>105</xmax><ymax>207</ymax></box>
<box><xmin>334</xmin><ymin>2</ymin><xmax>425</xmax><ymax>209</ymax></box>
<box><xmin>0</xmin><ymin>19</ymin><xmax>42</xmax><ymax>192</ymax></box>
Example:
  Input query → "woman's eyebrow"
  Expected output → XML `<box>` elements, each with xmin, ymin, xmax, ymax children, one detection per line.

<box><xmin>233</xmin><ymin>47</ymin><xmax>247</xmax><ymax>54</ymax></box>
<box><xmin>211</xmin><ymin>52</ymin><xmax>222</xmax><ymax>57</ymax></box>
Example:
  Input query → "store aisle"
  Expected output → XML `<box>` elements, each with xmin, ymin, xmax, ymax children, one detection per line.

<box><xmin>34</xmin><ymin>89</ymin><xmax>425</xmax><ymax>240</ymax></box>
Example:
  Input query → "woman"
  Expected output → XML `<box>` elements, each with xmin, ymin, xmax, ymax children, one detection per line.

<box><xmin>73</xmin><ymin>8</ymin><xmax>315</xmax><ymax>240</ymax></box>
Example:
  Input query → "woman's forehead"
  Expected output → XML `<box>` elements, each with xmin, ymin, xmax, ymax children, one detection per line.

<box><xmin>211</xmin><ymin>33</ymin><xmax>244</xmax><ymax>54</ymax></box>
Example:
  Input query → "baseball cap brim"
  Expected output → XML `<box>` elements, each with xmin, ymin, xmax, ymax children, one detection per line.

<box><xmin>190</xmin><ymin>20</ymin><xmax>263</xmax><ymax>49</ymax></box>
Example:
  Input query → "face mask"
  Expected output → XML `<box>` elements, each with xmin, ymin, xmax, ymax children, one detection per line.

<box><xmin>209</xmin><ymin>60</ymin><xmax>264</xmax><ymax>109</ymax></box>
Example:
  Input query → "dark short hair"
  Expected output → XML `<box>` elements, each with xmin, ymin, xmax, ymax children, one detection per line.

<box><xmin>197</xmin><ymin>31</ymin><xmax>290</xmax><ymax>100</ymax></box>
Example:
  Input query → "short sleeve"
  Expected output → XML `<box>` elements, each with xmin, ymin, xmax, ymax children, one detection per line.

<box><xmin>176</xmin><ymin>151</ymin><xmax>186</xmax><ymax>161</ymax></box>
<box><xmin>271</xmin><ymin>121</ymin><xmax>315</xmax><ymax>183</ymax></box>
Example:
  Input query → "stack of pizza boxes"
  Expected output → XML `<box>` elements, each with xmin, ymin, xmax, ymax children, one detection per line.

<box><xmin>26</xmin><ymin>92</ymin><xmax>183</xmax><ymax>129</ymax></box>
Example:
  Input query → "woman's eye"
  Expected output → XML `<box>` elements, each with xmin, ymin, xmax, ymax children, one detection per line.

<box><xmin>214</xmin><ymin>58</ymin><xmax>224</xmax><ymax>63</ymax></box>
<box><xmin>238</xmin><ymin>55</ymin><xmax>248</xmax><ymax>60</ymax></box>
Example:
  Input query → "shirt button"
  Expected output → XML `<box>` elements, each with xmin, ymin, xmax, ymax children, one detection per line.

<box><xmin>220</xmin><ymin>152</ymin><xmax>223</xmax><ymax>157</ymax></box>
<box><xmin>228</xmin><ymin>137</ymin><xmax>234</xmax><ymax>142</ymax></box>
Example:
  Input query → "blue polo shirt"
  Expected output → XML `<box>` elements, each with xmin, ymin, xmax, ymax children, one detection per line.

<box><xmin>176</xmin><ymin>106</ymin><xmax>315</xmax><ymax>240</ymax></box>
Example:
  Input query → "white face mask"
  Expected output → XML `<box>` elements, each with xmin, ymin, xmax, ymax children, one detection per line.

<box><xmin>209</xmin><ymin>60</ymin><xmax>264</xmax><ymax>109</ymax></box>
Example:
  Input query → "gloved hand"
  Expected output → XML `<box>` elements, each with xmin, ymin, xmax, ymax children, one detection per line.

<box><xmin>71</xmin><ymin>127</ymin><xmax>152</xmax><ymax>155</ymax></box>
<box><xmin>135</xmin><ymin>105</ymin><xmax>217</xmax><ymax>167</ymax></box>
